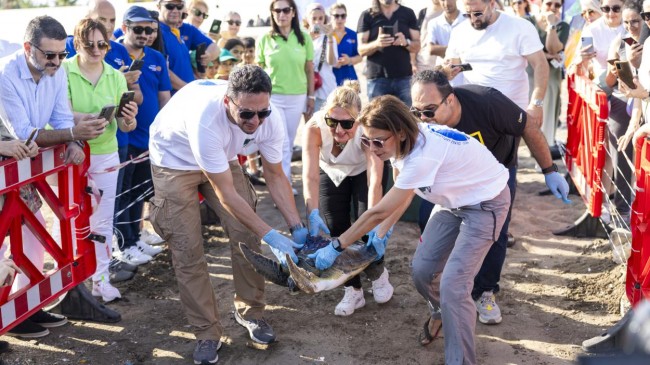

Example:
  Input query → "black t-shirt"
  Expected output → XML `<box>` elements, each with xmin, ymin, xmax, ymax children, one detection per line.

<box><xmin>357</xmin><ymin>6</ymin><xmax>419</xmax><ymax>80</ymax></box>
<box><xmin>454</xmin><ymin>85</ymin><xmax>527</xmax><ymax>168</ymax></box>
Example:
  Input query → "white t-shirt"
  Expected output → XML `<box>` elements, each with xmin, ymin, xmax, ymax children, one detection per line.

<box><xmin>446</xmin><ymin>11</ymin><xmax>543</xmax><ymax>109</ymax></box>
<box><xmin>428</xmin><ymin>11</ymin><xmax>466</xmax><ymax>86</ymax></box>
<box><xmin>392</xmin><ymin>123</ymin><xmax>509</xmax><ymax>208</ymax></box>
<box><xmin>313</xmin><ymin>35</ymin><xmax>338</xmax><ymax>101</ymax></box>
<box><xmin>149</xmin><ymin>80</ymin><xmax>285</xmax><ymax>174</ymax></box>
<box><xmin>580</xmin><ymin>18</ymin><xmax>625</xmax><ymax>76</ymax></box>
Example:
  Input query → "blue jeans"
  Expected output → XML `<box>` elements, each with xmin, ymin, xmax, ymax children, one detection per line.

<box><xmin>418</xmin><ymin>165</ymin><xmax>518</xmax><ymax>300</ymax></box>
<box><xmin>367</xmin><ymin>76</ymin><xmax>412</xmax><ymax>106</ymax></box>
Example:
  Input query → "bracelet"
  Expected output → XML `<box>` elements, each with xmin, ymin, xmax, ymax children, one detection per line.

<box><xmin>541</xmin><ymin>163</ymin><xmax>558</xmax><ymax>174</ymax></box>
<box><xmin>69</xmin><ymin>127</ymin><xmax>75</xmax><ymax>141</ymax></box>
<box><xmin>308</xmin><ymin>95</ymin><xmax>316</xmax><ymax>100</ymax></box>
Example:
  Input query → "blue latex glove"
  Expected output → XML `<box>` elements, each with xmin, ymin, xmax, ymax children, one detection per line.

<box><xmin>307</xmin><ymin>242</ymin><xmax>341</xmax><ymax>270</ymax></box>
<box><xmin>308</xmin><ymin>209</ymin><xmax>331</xmax><ymax>236</ymax></box>
<box><xmin>544</xmin><ymin>171</ymin><xmax>571</xmax><ymax>204</ymax></box>
<box><xmin>366</xmin><ymin>225</ymin><xmax>394</xmax><ymax>260</ymax></box>
<box><xmin>291</xmin><ymin>226</ymin><xmax>308</xmax><ymax>247</ymax></box>
<box><xmin>262</xmin><ymin>229</ymin><xmax>301</xmax><ymax>266</ymax></box>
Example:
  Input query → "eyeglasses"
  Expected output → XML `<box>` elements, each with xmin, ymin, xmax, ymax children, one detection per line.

<box><xmin>164</xmin><ymin>3</ymin><xmax>184</xmax><ymax>11</ymax></box>
<box><xmin>642</xmin><ymin>12</ymin><xmax>650</xmax><ymax>21</ymax></box>
<box><xmin>129</xmin><ymin>26</ymin><xmax>155</xmax><ymax>35</ymax></box>
<box><xmin>544</xmin><ymin>2</ymin><xmax>562</xmax><ymax>9</ymax></box>
<box><xmin>462</xmin><ymin>9</ymin><xmax>488</xmax><ymax>19</ymax></box>
<box><xmin>360</xmin><ymin>135</ymin><xmax>393</xmax><ymax>149</ymax></box>
<box><xmin>229</xmin><ymin>98</ymin><xmax>272</xmax><ymax>120</ymax></box>
<box><xmin>83</xmin><ymin>41</ymin><xmax>109</xmax><ymax>51</ymax></box>
<box><xmin>273</xmin><ymin>7</ymin><xmax>293</xmax><ymax>15</ymax></box>
<box><xmin>600</xmin><ymin>5</ymin><xmax>621</xmax><ymax>13</ymax></box>
<box><xmin>191</xmin><ymin>8</ymin><xmax>209</xmax><ymax>19</ymax></box>
<box><xmin>324</xmin><ymin>115</ymin><xmax>355</xmax><ymax>130</ymax></box>
<box><xmin>410</xmin><ymin>93</ymin><xmax>450</xmax><ymax>119</ymax></box>
<box><xmin>227</xmin><ymin>20</ymin><xmax>242</xmax><ymax>26</ymax></box>
<box><xmin>332</xmin><ymin>13</ymin><xmax>347</xmax><ymax>19</ymax></box>
<box><xmin>31</xmin><ymin>43</ymin><xmax>69</xmax><ymax>60</ymax></box>
<box><xmin>624</xmin><ymin>19</ymin><xmax>642</xmax><ymax>26</ymax></box>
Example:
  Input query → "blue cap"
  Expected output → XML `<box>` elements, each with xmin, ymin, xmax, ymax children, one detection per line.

<box><xmin>124</xmin><ymin>6</ymin><xmax>155</xmax><ymax>23</ymax></box>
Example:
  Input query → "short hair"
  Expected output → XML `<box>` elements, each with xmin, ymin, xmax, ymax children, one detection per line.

<box><xmin>225</xmin><ymin>11</ymin><xmax>241</xmax><ymax>20</ymax></box>
<box><xmin>73</xmin><ymin>18</ymin><xmax>110</xmax><ymax>53</ymax></box>
<box><xmin>242</xmin><ymin>36</ymin><xmax>255</xmax><ymax>49</ymax></box>
<box><xmin>329</xmin><ymin>2</ymin><xmax>347</xmax><ymax>14</ymax></box>
<box><xmin>412</xmin><ymin>69</ymin><xmax>454</xmax><ymax>97</ymax></box>
<box><xmin>358</xmin><ymin>95</ymin><xmax>421</xmax><ymax>159</ymax></box>
<box><xmin>322</xmin><ymin>80</ymin><xmax>362</xmax><ymax>116</ymax></box>
<box><xmin>224</xmin><ymin>38</ymin><xmax>245</xmax><ymax>51</ymax></box>
<box><xmin>24</xmin><ymin>16</ymin><xmax>67</xmax><ymax>46</ymax></box>
<box><xmin>623</xmin><ymin>0</ymin><xmax>641</xmax><ymax>14</ymax></box>
<box><xmin>226</xmin><ymin>65</ymin><xmax>272</xmax><ymax>99</ymax></box>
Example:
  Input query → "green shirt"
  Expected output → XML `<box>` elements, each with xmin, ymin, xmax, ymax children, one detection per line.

<box><xmin>63</xmin><ymin>55</ymin><xmax>127</xmax><ymax>155</ymax></box>
<box><xmin>256</xmin><ymin>30</ymin><xmax>314</xmax><ymax>95</ymax></box>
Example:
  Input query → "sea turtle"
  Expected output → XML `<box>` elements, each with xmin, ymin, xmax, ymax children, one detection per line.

<box><xmin>239</xmin><ymin>235</ymin><xmax>378</xmax><ymax>294</ymax></box>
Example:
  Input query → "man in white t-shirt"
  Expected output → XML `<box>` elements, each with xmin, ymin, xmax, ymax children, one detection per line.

<box><xmin>148</xmin><ymin>65</ymin><xmax>309</xmax><ymax>364</ymax></box>
<box><xmin>445</xmin><ymin>0</ymin><xmax>549</xmax><ymax>128</ymax></box>
<box><xmin>427</xmin><ymin>0</ymin><xmax>466</xmax><ymax>86</ymax></box>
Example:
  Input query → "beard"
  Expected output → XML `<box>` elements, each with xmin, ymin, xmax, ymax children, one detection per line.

<box><xmin>471</xmin><ymin>18</ymin><xmax>489</xmax><ymax>30</ymax></box>
<box><xmin>28</xmin><ymin>50</ymin><xmax>56</xmax><ymax>75</ymax></box>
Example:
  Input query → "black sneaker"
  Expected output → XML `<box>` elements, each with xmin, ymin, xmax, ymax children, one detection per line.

<box><xmin>193</xmin><ymin>339</ymin><xmax>222</xmax><ymax>364</ymax></box>
<box><xmin>6</xmin><ymin>319</ymin><xmax>50</xmax><ymax>338</ymax></box>
<box><xmin>109</xmin><ymin>258</ymin><xmax>138</xmax><ymax>273</ymax></box>
<box><xmin>234</xmin><ymin>311</ymin><xmax>276</xmax><ymax>344</ymax></box>
<box><xmin>30</xmin><ymin>309</ymin><xmax>68</xmax><ymax>328</ymax></box>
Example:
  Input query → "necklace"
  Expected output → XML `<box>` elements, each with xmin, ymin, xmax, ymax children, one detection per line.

<box><xmin>335</xmin><ymin>142</ymin><xmax>347</xmax><ymax>150</ymax></box>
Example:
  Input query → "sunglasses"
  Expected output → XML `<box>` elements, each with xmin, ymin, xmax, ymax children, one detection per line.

<box><xmin>164</xmin><ymin>3</ymin><xmax>184</xmax><ymax>11</ymax></box>
<box><xmin>229</xmin><ymin>98</ymin><xmax>272</xmax><ymax>120</ymax></box>
<box><xmin>227</xmin><ymin>20</ymin><xmax>242</xmax><ymax>26</ymax></box>
<box><xmin>83</xmin><ymin>41</ymin><xmax>109</xmax><ymax>51</ymax></box>
<box><xmin>544</xmin><ymin>2</ymin><xmax>562</xmax><ymax>9</ymax></box>
<box><xmin>360</xmin><ymin>135</ymin><xmax>393</xmax><ymax>149</ymax></box>
<box><xmin>600</xmin><ymin>5</ymin><xmax>621</xmax><ymax>13</ymax></box>
<box><xmin>332</xmin><ymin>13</ymin><xmax>347</xmax><ymax>19</ymax></box>
<box><xmin>410</xmin><ymin>93</ymin><xmax>450</xmax><ymax>119</ymax></box>
<box><xmin>31</xmin><ymin>43</ymin><xmax>68</xmax><ymax>60</ymax></box>
<box><xmin>463</xmin><ymin>10</ymin><xmax>487</xmax><ymax>19</ymax></box>
<box><xmin>273</xmin><ymin>7</ymin><xmax>293</xmax><ymax>15</ymax></box>
<box><xmin>641</xmin><ymin>12</ymin><xmax>650</xmax><ymax>21</ymax></box>
<box><xmin>324</xmin><ymin>116</ymin><xmax>355</xmax><ymax>130</ymax></box>
<box><xmin>129</xmin><ymin>26</ymin><xmax>155</xmax><ymax>35</ymax></box>
<box><xmin>191</xmin><ymin>8</ymin><xmax>209</xmax><ymax>19</ymax></box>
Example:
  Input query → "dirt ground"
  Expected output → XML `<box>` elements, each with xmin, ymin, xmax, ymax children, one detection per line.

<box><xmin>0</xmin><ymin>140</ymin><xmax>629</xmax><ymax>364</ymax></box>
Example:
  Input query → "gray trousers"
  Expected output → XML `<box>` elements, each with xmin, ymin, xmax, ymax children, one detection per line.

<box><xmin>412</xmin><ymin>186</ymin><xmax>511</xmax><ymax>365</ymax></box>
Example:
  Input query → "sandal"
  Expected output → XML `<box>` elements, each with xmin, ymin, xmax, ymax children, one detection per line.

<box><xmin>418</xmin><ymin>316</ymin><xmax>443</xmax><ymax>346</ymax></box>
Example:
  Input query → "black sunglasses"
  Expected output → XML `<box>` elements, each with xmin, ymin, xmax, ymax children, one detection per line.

<box><xmin>600</xmin><ymin>5</ymin><xmax>621</xmax><ymax>13</ymax></box>
<box><xmin>164</xmin><ymin>3</ymin><xmax>184</xmax><ymax>11</ymax></box>
<box><xmin>273</xmin><ymin>7</ymin><xmax>293</xmax><ymax>15</ymax></box>
<box><xmin>332</xmin><ymin>13</ymin><xmax>347</xmax><ymax>19</ymax></box>
<box><xmin>31</xmin><ymin>43</ymin><xmax>68</xmax><ymax>60</ymax></box>
<box><xmin>463</xmin><ymin>11</ymin><xmax>486</xmax><ymax>19</ymax></box>
<box><xmin>324</xmin><ymin>115</ymin><xmax>355</xmax><ymax>130</ymax></box>
<box><xmin>641</xmin><ymin>12</ymin><xmax>650</xmax><ymax>21</ymax></box>
<box><xmin>544</xmin><ymin>2</ymin><xmax>562</xmax><ymax>9</ymax></box>
<box><xmin>227</xmin><ymin>20</ymin><xmax>242</xmax><ymax>26</ymax></box>
<box><xmin>360</xmin><ymin>135</ymin><xmax>393</xmax><ymax>149</ymax></box>
<box><xmin>191</xmin><ymin>8</ymin><xmax>209</xmax><ymax>19</ymax></box>
<box><xmin>129</xmin><ymin>26</ymin><xmax>155</xmax><ymax>35</ymax></box>
<box><xmin>410</xmin><ymin>93</ymin><xmax>450</xmax><ymax>119</ymax></box>
<box><xmin>229</xmin><ymin>98</ymin><xmax>272</xmax><ymax>120</ymax></box>
<box><xmin>83</xmin><ymin>41</ymin><xmax>109</xmax><ymax>51</ymax></box>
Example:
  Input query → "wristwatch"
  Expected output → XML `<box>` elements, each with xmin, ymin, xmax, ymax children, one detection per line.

<box><xmin>331</xmin><ymin>238</ymin><xmax>344</xmax><ymax>252</ymax></box>
<box><xmin>541</xmin><ymin>163</ymin><xmax>558</xmax><ymax>174</ymax></box>
<box><xmin>532</xmin><ymin>98</ymin><xmax>544</xmax><ymax>108</ymax></box>
<box><xmin>403</xmin><ymin>39</ymin><xmax>411</xmax><ymax>47</ymax></box>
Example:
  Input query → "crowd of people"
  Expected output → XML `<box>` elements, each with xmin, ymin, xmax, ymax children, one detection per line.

<box><xmin>1</xmin><ymin>0</ymin><xmax>646</xmax><ymax>364</ymax></box>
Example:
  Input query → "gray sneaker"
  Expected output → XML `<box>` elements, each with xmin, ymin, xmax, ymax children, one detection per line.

<box><xmin>234</xmin><ymin>311</ymin><xmax>276</xmax><ymax>344</ymax></box>
<box><xmin>475</xmin><ymin>291</ymin><xmax>502</xmax><ymax>325</ymax></box>
<box><xmin>193</xmin><ymin>339</ymin><xmax>221</xmax><ymax>365</ymax></box>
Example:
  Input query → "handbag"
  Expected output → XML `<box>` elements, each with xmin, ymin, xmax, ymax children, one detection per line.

<box><xmin>314</xmin><ymin>36</ymin><xmax>327</xmax><ymax>90</ymax></box>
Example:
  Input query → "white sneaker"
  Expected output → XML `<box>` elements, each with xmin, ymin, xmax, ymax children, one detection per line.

<box><xmin>141</xmin><ymin>229</ymin><xmax>165</xmax><ymax>246</ymax></box>
<box><xmin>121</xmin><ymin>246</ymin><xmax>153</xmax><ymax>266</ymax></box>
<box><xmin>475</xmin><ymin>291</ymin><xmax>502</xmax><ymax>325</ymax></box>
<box><xmin>334</xmin><ymin>287</ymin><xmax>365</xmax><ymax>316</ymax></box>
<box><xmin>371</xmin><ymin>268</ymin><xmax>394</xmax><ymax>304</ymax></box>
<box><xmin>92</xmin><ymin>279</ymin><xmax>122</xmax><ymax>302</ymax></box>
<box><xmin>136</xmin><ymin>239</ymin><xmax>163</xmax><ymax>257</ymax></box>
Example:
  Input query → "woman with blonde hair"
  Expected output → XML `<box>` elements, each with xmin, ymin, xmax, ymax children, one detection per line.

<box><xmin>302</xmin><ymin>81</ymin><xmax>393</xmax><ymax>316</ymax></box>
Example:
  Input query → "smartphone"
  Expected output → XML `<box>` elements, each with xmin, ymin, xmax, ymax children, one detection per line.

<box><xmin>623</xmin><ymin>36</ymin><xmax>637</xmax><ymax>46</ymax></box>
<box><xmin>116</xmin><ymin>91</ymin><xmax>135</xmax><ymax>118</ymax></box>
<box><xmin>607</xmin><ymin>58</ymin><xmax>619</xmax><ymax>66</ymax></box>
<box><xmin>381</xmin><ymin>25</ymin><xmax>394</xmax><ymax>36</ymax></box>
<box><xmin>209</xmin><ymin>19</ymin><xmax>222</xmax><ymax>34</ymax></box>
<box><xmin>581</xmin><ymin>36</ymin><xmax>594</xmax><ymax>51</ymax></box>
<box><xmin>25</xmin><ymin>128</ymin><xmax>37</xmax><ymax>145</ymax></box>
<box><xmin>98</xmin><ymin>105</ymin><xmax>117</xmax><ymax>121</ymax></box>
<box><xmin>128</xmin><ymin>59</ymin><xmax>144</xmax><ymax>72</ymax></box>
<box><xmin>452</xmin><ymin>63</ymin><xmax>473</xmax><ymax>72</ymax></box>
<box><xmin>614</xmin><ymin>61</ymin><xmax>636</xmax><ymax>89</ymax></box>
<box><xmin>195</xmin><ymin>43</ymin><xmax>207</xmax><ymax>74</ymax></box>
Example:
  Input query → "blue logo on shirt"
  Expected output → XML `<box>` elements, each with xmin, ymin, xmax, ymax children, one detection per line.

<box><xmin>426</xmin><ymin>124</ymin><xmax>469</xmax><ymax>143</ymax></box>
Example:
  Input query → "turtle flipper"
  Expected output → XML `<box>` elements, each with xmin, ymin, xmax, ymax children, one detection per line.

<box><xmin>239</xmin><ymin>242</ymin><xmax>290</xmax><ymax>287</ymax></box>
<box><xmin>285</xmin><ymin>254</ymin><xmax>319</xmax><ymax>294</ymax></box>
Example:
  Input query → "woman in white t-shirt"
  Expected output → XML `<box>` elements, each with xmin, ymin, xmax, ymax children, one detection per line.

<box><xmin>304</xmin><ymin>3</ymin><xmax>338</xmax><ymax>113</ymax></box>
<box><xmin>307</xmin><ymin>95</ymin><xmax>510</xmax><ymax>365</ymax></box>
<box><xmin>302</xmin><ymin>81</ymin><xmax>391</xmax><ymax>316</ymax></box>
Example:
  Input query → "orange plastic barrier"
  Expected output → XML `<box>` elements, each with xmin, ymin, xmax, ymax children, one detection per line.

<box><xmin>629</xmin><ymin>138</ymin><xmax>650</xmax><ymax>306</ymax></box>
<box><xmin>0</xmin><ymin>144</ymin><xmax>95</xmax><ymax>334</ymax></box>
<box><xmin>565</xmin><ymin>73</ymin><xmax>609</xmax><ymax>218</ymax></box>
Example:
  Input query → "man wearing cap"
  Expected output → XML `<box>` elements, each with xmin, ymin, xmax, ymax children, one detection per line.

<box><xmin>113</xmin><ymin>6</ymin><xmax>173</xmax><ymax>269</ymax></box>
<box><xmin>148</xmin><ymin>65</ymin><xmax>309</xmax><ymax>364</ymax></box>
<box><xmin>157</xmin><ymin>0</ymin><xmax>219</xmax><ymax>91</ymax></box>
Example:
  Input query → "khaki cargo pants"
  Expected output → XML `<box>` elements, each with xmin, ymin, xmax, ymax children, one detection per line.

<box><xmin>149</xmin><ymin>161</ymin><xmax>265</xmax><ymax>340</ymax></box>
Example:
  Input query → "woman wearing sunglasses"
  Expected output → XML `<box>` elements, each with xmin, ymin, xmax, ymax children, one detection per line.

<box><xmin>308</xmin><ymin>95</ymin><xmax>510</xmax><ymax>365</ymax></box>
<box><xmin>580</xmin><ymin>0</ymin><xmax>603</xmax><ymax>24</ymax></box>
<box><xmin>186</xmin><ymin>0</ymin><xmax>209</xmax><ymax>29</ymax></box>
<box><xmin>217</xmin><ymin>11</ymin><xmax>243</xmax><ymax>48</ymax></box>
<box><xmin>63</xmin><ymin>18</ymin><xmax>138</xmax><ymax>303</ymax></box>
<box><xmin>302</xmin><ymin>81</ymin><xmax>393</xmax><ymax>316</ymax></box>
<box><xmin>303</xmin><ymin>3</ymin><xmax>338</xmax><ymax>113</ymax></box>
<box><xmin>330</xmin><ymin>3</ymin><xmax>362</xmax><ymax>85</ymax></box>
